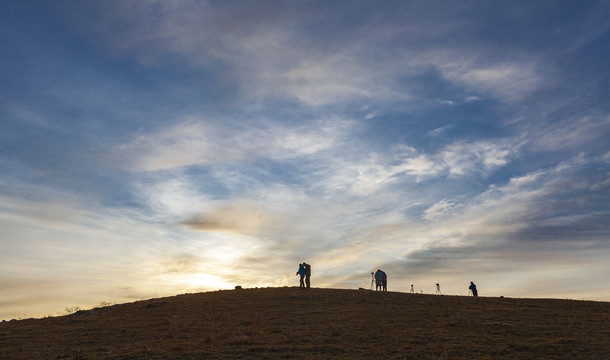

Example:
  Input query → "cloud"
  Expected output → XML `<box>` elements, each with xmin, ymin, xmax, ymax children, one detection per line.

<box><xmin>355</xmin><ymin>152</ymin><xmax>610</xmax><ymax>293</ymax></box>
<box><xmin>392</xmin><ymin>140</ymin><xmax>520</xmax><ymax>180</ymax></box>
<box><xmin>57</xmin><ymin>1</ymin><xmax>402</xmax><ymax>106</ymax></box>
<box><xmin>452</xmin><ymin>62</ymin><xmax>544</xmax><ymax>101</ymax></box>
<box><xmin>0</xmin><ymin>182</ymin><xmax>201</xmax><ymax>314</ymax></box>
<box><xmin>527</xmin><ymin>114</ymin><xmax>610</xmax><ymax>152</ymax></box>
<box><xmin>318</xmin><ymin>137</ymin><xmax>522</xmax><ymax>199</ymax></box>
<box><xmin>180</xmin><ymin>203</ymin><xmax>273</xmax><ymax>235</ymax></box>
<box><xmin>108</xmin><ymin>116</ymin><xmax>348</xmax><ymax>172</ymax></box>
<box><xmin>427</xmin><ymin>125</ymin><xmax>452</xmax><ymax>136</ymax></box>
<box><xmin>0</xmin><ymin>278</ymin><xmax>75</xmax><ymax>319</ymax></box>
<box><xmin>438</xmin><ymin>99</ymin><xmax>456</xmax><ymax>106</ymax></box>
<box><xmin>158</xmin><ymin>254</ymin><xmax>202</xmax><ymax>274</ymax></box>
<box><xmin>56</xmin><ymin>1</ymin><xmax>557</xmax><ymax>107</ymax></box>
<box><xmin>423</xmin><ymin>198</ymin><xmax>459</xmax><ymax>221</ymax></box>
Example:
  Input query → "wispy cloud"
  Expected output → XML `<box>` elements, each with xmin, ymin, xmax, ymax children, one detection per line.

<box><xmin>55</xmin><ymin>1</ymin><xmax>557</xmax><ymax>107</ymax></box>
<box><xmin>528</xmin><ymin>114</ymin><xmax>610</xmax><ymax>152</ymax></box>
<box><xmin>391</xmin><ymin>140</ymin><xmax>520</xmax><ymax>180</ymax></box>
<box><xmin>362</xmin><ymin>152</ymin><xmax>610</xmax><ymax>291</ymax></box>
<box><xmin>423</xmin><ymin>198</ymin><xmax>459</xmax><ymax>221</ymax></box>
<box><xmin>107</xmin><ymin>116</ymin><xmax>349</xmax><ymax>172</ymax></box>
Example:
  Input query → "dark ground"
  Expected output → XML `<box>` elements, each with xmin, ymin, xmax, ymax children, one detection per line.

<box><xmin>1</xmin><ymin>287</ymin><xmax>609</xmax><ymax>359</ymax></box>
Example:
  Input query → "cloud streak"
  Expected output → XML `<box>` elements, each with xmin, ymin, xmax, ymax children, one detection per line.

<box><xmin>107</xmin><ymin>116</ymin><xmax>349</xmax><ymax>172</ymax></box>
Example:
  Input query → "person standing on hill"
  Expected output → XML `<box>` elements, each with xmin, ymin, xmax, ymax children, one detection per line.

<box><xmin>296</xmin><ymin>263</ymin><xmax>306</xmax><ymax>288</ymax></box>
<box><xmin>304</xmin><ymin>263</ymin><xmax>311</xmax><ymax>288</ymax></box>
<box><xmin>374</xmin><ymin>269</ymin><xmax>384</xmax><ymax>291</ymax></box>
<box><xmin>381</xmin><ymin>270</ymin><xmax>387</xmax><ymax>291</ymax></box>
<box><xmin>469</xmin><ymin>281</ymin><xmax>478</xmax><ymax>297</ymax></box>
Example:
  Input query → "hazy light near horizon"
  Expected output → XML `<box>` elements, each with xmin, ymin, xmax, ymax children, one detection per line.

<box><xmin>1</xmin><ymin>1</ymin><xmax>610</xmax><ymax>320</ymax></box>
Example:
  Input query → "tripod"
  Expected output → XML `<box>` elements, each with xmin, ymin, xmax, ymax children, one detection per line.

<box><xmin>370</xmin><ymin>272</ymin><xmax>375</xmax><ymax>290</ymax></box>
<box><xmin>435</xmin><ymin>283</ymin><xmax>442</xmax><ymax>295</ymax></box>
<box><xmin>410</xmin><ymin>285</ymin><xmax>414</xmax><ymax>294</ymax></box>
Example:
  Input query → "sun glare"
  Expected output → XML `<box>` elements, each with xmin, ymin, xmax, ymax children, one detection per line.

<box><xmin>175</xmin><ymin>272</ymin><xmax>233</xmax><ymax>290</ymax></box>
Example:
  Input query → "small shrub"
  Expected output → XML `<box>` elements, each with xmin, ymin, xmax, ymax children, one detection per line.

<box><xmin>64</xmin><ymin>306</ymin><xmax>81</xmax><ymax>315</ymax></box>
<box><xmin>97</xmin><ymin>300</ymin><xmax>114</xmax><ymax>308</ymax></box>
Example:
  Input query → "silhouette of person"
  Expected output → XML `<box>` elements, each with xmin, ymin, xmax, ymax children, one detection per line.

<box><xmin>374</xmin><ymin>269</ymin><xmax>384</xmax><ymax>291</ymax></box>
<box><xmin>304</xmin><ymin>263</ymin><xmax>311</xmax><ymax>288</ymax></box>
<box><xmin>469</xmin><ymin>281</ymin><xmax>478</xmax><ymax>297</ymax></box>
<box><xmin>296</xmin><ymin>263</ymin><xmax>306</xmax><ymax>288</ymax></box>
<box><xmin>381</xmin><ymin>270</ymin><xmax>387</xmax><ymax>291</ymax></box>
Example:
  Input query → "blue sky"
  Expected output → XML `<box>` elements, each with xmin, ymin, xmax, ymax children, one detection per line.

<box><xmin>1</xmin><ymin>1</ymin><xmax>609</xmax><ymax>319</ymax></box>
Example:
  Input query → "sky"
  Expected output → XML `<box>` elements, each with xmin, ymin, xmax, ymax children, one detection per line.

<box><xmin>1</xmin><ymin>1</ymin><xmax>610</xmax><ymax>320</ymax></box>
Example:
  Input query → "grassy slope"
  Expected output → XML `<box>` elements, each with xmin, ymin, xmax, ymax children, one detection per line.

<box><xmin>1</xmin><ymin>287</ymin><xmax>609</xmax><ymax>359</ymax></box>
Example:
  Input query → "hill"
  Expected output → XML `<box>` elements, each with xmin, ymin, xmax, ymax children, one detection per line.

<box><xmin>1</xmin><ymin>287</ymin><xmax>609</xmax><ymax>359</ymax></box>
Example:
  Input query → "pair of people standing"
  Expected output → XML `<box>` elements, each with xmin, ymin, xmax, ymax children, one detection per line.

<box><xmin>296</xmin><ymin>263</ymin><xmax>311</xmax><ymax>288</ymax></box>
<box><xmin>374</xmin><ymin>269</ymin><xmax>387</xmax><ymax>291</ymax></box>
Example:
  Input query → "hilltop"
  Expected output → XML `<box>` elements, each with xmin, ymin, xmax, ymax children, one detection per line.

<box><xmin>1</xmin><ymin>287</ymin><xmax>609</xmax><ymax>359</ymax></box>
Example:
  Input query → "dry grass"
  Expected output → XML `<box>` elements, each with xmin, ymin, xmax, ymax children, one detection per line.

<box><xmin>1</xmin><ymin>287</ymin><xmax>609</xmax><ymax>359</ymax></box>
